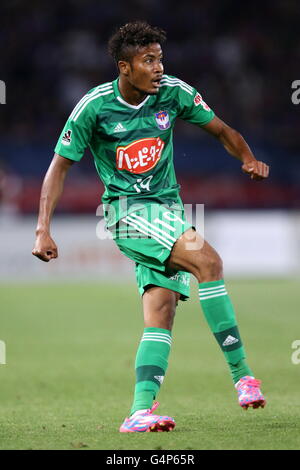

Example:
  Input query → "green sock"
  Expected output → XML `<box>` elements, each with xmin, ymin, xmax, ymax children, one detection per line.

<box><xmin>198</xmin><ymin>279</ymin><xmax>253</xmax><ymax>384</ymax></box>
<box><xmin>130</xmin><ymin>327</ymin><xmax>172</xmax><ymax>416</ymax></box>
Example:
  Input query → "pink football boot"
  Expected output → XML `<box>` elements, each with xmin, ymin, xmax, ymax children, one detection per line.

<box><xmin>119</xmin><ymin>402</ymin><xmax>175</xmax><ymax>432</ymax></box>
<box><xmin>235</xmin><ymin>376</ymin><xmax>266</xmax><ymax>410</ymax></box>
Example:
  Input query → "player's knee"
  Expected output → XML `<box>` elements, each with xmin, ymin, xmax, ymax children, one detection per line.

<box><xmin>210</xmin><ymin>252</ymin><xmax>223</xmax><ymax>278</ymax></box>
<box><xmin>193</xmin><ymin>251</ymin><xmax>223</xmax><ymax>283</ymax></box>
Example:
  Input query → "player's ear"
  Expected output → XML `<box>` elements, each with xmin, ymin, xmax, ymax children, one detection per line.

<box><xmin>118</xmin><ymin>60</ymin><xmax>130</xmax><ymax>76</ymax></box>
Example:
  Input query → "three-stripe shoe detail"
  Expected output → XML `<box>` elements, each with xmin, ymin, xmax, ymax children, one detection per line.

<box><xmin>141</xmin><ymin>331</ymin><xmax>172</xmax><ymax>347</ymax></box>
<box><xmin>199</xmin><ymin>284</ymin><xmax>228</xmax><ymax>301</ymax></box>
<box><xmin>122</xmin><ymin>213</ymin><xmax>176</xmax><ymax>250</ymax></box>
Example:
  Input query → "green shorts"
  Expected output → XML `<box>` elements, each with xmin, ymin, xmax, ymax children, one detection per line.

<box><xmin>108</xmin><ymin>203</ymin><xmax>192</xmax><ymax>300</ymax></box>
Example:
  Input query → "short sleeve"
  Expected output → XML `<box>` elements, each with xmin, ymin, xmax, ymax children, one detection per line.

<box><xmin>175</xmin><ymin>79</ymin><xmax>215</xmax><ymax>126</ymax></box>
<box><xmin>54</xmin><ymin>95</ymin><xmax>96</xmax><ymax>162</ymax></box>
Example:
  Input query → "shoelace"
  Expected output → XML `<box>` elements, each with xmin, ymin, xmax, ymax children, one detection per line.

<box><xmin>241</xmin><ymin>378</ymin><xmax>261</xmax><ymax>388</ymax></box>
<box><xmin>149</xmin><ymin>401</ymin><xmax>160</xmax><ymax>413</ymax></box>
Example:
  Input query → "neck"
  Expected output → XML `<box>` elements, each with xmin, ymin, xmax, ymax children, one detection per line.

<box><xmin>118</xmin><ymin>76</ymin><xmax>148</xmax><ymax>106</ymax></box>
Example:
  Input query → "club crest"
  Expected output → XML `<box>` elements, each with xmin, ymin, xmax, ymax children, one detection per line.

<box><xmin>155</xmin><ymin>110</ymin><xmax>170</xmax><ymax>130</ymax></box>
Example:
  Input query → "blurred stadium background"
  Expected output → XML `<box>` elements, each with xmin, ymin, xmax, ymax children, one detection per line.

<box><xmin>0</xmin><ymin>0</ymin><xmax>299</xmax><ymax>280</ymax></box>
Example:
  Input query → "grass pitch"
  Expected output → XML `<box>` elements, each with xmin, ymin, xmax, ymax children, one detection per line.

<box><xmin>0</xmin><ymin>279</ymin><xmax>299</xmax><ymax>450</ymax></box>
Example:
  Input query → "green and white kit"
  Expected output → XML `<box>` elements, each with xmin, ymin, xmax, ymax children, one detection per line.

<box><xmin>55</xmin><ymin>74</ymin><xmax>215</xmax><ymax>299</ymax></box>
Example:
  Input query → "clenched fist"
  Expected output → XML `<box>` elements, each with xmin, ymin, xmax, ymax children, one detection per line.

<box><xmin>32</xmin><ymin>232</ymin><xmax>58</xmax><ymax>262</ymax></box>
<box><xmin>242</xmin><ymin>160</ymin><xmax>270</xmax><ymax>180</ymax></box>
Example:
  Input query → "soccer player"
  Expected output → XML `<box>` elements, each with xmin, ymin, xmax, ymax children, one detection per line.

<box><xmin>32</xmin><ymin>21</ymin><xmax>269</xmax><ymax>432</ymax></box>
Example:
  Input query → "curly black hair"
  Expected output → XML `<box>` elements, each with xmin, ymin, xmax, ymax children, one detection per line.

<box><xmin>108</xmin><ymin>20</ymin><xmax>166</xmax><ymax>64</ymax></box>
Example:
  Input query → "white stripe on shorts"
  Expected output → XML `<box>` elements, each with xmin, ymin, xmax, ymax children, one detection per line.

<box><xmin>125</xmin><ymin>216</ymin><xmax>174</xmax><ymax>249</ymax></box>
<box><xmin>122</xmin><ymin>218</ymin><xmax>172</xmax><ymax>250</ymax></box>
<box><xmin>129</xmin><ymin>213</ymin><xmax>177</xmax><ymax>242</ymax></box>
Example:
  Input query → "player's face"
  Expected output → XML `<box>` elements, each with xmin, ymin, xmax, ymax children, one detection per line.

<box><xmin>127</xmin><ymin>43</ymin><xmax>164</xmax><ymax>95</ymax></box>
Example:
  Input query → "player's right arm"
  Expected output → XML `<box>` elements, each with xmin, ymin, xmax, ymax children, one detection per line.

<box><xmin>33</xmin><ymin>86</ymin><xmax>98</xmax><ymax>262</ymax></box>
<box><xmin>32</xmin><ymin>153</ymin><xmax>74</xmax><ymax>262</ymax></box>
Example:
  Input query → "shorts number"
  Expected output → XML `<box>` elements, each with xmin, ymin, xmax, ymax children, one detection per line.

<box><xmin>133</xmin><ymin>175</ymin><xmax>153</xmax><ymax>193</ymax></box>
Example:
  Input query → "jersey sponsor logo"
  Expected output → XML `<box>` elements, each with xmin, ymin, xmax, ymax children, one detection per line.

<box><xmin>155</xmin><ymin>110</ymin><xmax>171</xmax><ymax>130</ymax></box>
<box><xmin>62</xmin><ymin>129</ymin><xmax>72</xmax><ymax>146</ymax></box>
<box><xmin>194</xmin><ymin>93</ymin><xmax>211</xmax><ymax>111</ymax></box>
<box><xmin>116</xmin><ymin>137</ymin><xmax>165</xmax><ymax>174</ymax></box>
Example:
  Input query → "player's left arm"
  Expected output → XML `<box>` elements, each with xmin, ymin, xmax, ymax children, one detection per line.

<box><xmin>202</xmin><ymin>116</ymin><xmax>269</xmax><ymax>180</ymax></box>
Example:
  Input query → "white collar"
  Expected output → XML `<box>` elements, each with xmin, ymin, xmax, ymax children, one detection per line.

<box><xmin>116</xmin><ymin>94</ymin><xmax>150</xmax><ymax>110</ymax></box>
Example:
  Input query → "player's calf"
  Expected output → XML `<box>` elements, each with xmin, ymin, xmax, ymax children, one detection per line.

<box><xmin>143</xmin><ymin>286</ymin><xmax>179</xmax><ymax>330</ymax></box>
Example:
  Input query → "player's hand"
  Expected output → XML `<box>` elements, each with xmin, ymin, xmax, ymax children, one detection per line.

<box><xmin>32</xmin><ymin>232</ymin><xmax>58</xmax><ymax>262</ymax></box>
<box><xmin>242</xmin><ymin>160</ymin><xmax>269</xmax><ymax>180</ymax></box>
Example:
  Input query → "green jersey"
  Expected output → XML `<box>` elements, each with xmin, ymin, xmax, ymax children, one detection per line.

<box><xmin>55</xmin><ymin>74</ymin><xmax>214</xmax><ymax>225</ymax></box>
